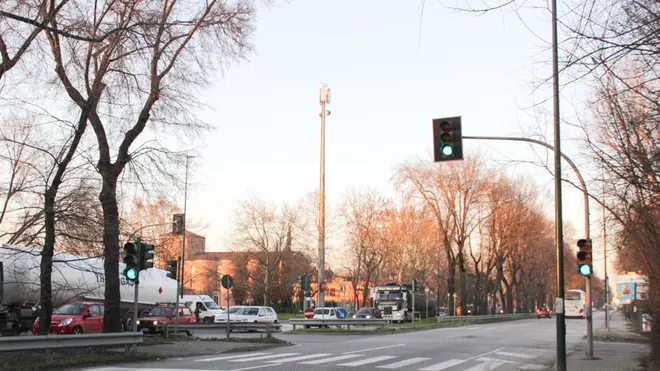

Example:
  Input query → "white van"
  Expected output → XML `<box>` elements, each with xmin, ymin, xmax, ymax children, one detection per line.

<box><xmin>181</xmin><ymin>295</ymin><xmax>225</xmax><ymax>323</ymax></box>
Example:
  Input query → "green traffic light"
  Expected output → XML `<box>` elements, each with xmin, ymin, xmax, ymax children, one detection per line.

<box><xmin>124</xmin><ymin>267</ymin><xmax>137</xmax><ymax>280</ymax></box>
<box><xmin>579</xmin><ymin>265</ymin><xmax>592</xmax><ymax>275</ymax></box>
<box><xmin>442</xmin><ymin>145</ymin><xmax>454</xmax><ymax>156</ymax></box>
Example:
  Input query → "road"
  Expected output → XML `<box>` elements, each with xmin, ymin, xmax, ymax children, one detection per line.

<box><xmin>82</xmin><ymin>313</ymin><xmax>603</xmax><ymax>371</ymax></box>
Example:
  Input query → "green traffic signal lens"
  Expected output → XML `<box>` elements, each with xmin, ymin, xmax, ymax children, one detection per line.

<box><xmin>124</xmin><ymin>268</ymin><xmax>137</xmax><ymax>280</ymax></box>
<box><xmin>442</xmin><ymin>145</ymin><xmax>454</xmax><ymax>156</ymax></box>
<box><xmin>579</xmin><ymin>265</ymin><xmax>592</xmax><ymax>275</ymax></box>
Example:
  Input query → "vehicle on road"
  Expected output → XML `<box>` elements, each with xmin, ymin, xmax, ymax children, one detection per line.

<box><xmin>231</xmin><ymin>306</ymin><xmax>279</xmax><ymax>323</ymax></box>
<box><xmin>353</xmin><ymin>307</ymin><xmax>382</xmax><ymax>319</ymax></box>
<box><xmin>135</xmin><ymin>304</ymin><xmax>196</xmax><ymax>335</ymax></box>
<box><xmin>536</xmin><ymin>307</ymin><xmax>551</xmax><ymax>318</ymax></box>
<box><xmin>32</xmin><ymin>301</ymin><xmax>109</xmax><ymax>335</ymax></box>
<box><xmin>373</xmin><ymin>282</ymin><xmax>437</xmax><ymax>322</ymax></box>
<box><xmin>0</xmin><ymin>244</ymin><xmax>178</xmax><ymax>335</ymax></box>
<box><xmin>181</xmin><ymin>294</ymin><xmax>225</xmax><ymax>323</ymax></box>
<box><xmin>565</xmin><ymin>289</ymin><xmax>587</xmax><ymax>319</ymax></box>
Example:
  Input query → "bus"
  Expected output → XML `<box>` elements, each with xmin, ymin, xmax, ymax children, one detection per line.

<box><xmin>565</xmin><ymin>289</ymin><xmax>587</xmax><ymax>319</ymax></box>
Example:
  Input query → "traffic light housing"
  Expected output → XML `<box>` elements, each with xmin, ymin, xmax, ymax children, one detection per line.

<box><xmin>122</xmin><ymin>242</ymin><xmax>140</xmax><ymax>281</ymax></box>
<box><xmin>139</xmin><ymin>243</ymin><xmax>155</xmax><ymax>271</ymax></box>
<box><xmin>412</xmin><ymin>279</ymin><xmax>418</xmax><ymax>292</ymax></box>
<box><xmin>172</xmin><ymin>213</ymin><xmax>184</xmax><ymax>235</ymax></box>
<box><xmin>577</xmin><ymin>239</ymin><xmax>593</xmax><ymax>276</ymax></box>
<box><xmin>166</xmin><ymin>259</ymin><xmax>178</xmax><ymax>280</ymax></box>
<box><xmin>433</xmin><ymin>116</ymin><xmax>463</xmax><ymax>162</ymax></box>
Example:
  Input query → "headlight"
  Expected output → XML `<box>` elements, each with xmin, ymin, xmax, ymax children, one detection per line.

<box><xmin>366</xmin><ymin>315</ymin><xmax>371</xmax><ymax>319</ymax></box>
<box><xmin>34</xmin><ymin>318</ymin><xmax>39</xmax><ymax>325</ymax></box>
<box><xmin>153</xmin><ymin>321</ymin><xmax>158</xmax><ymax>325</ymax></box>
<box><xmin>136</xmin><ymin>320</ymin><xmax>141</xmax><ymax>325</ymax></box>
<box><xmin>58</xmin><ymin>318</ymin><xmax>72</xmax><ymax>327</ymax></box>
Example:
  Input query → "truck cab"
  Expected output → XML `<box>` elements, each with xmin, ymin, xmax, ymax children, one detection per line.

<box><xmin>181</xmin><ymin>294</ymin><xmax>225</xmax><ymax>323</ymax></box>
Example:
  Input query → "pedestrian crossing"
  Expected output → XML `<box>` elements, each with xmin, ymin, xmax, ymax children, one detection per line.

<box><xmin>191</xmin><ymin>349</ymin><xmax>549</xmax><ymax>370</ymax></box>
<box><xmin>84</xmin><ymin>349</ymin><xmax>552</xmax><ymax>371</ymax></box>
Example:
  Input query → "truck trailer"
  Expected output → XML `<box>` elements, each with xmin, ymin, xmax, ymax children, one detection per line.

<box><xmin>0</xmin><ymin>244</ymin><xmax>178</xmax><ymax>335</ymax></box>
<box><xmin>373</xmin><ymin>282</ymin><xmax>438</xmax><ymax>322</ymax></box>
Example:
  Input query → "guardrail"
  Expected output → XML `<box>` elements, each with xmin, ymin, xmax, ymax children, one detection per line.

<box><xmin>164</xmin><ymin>322</ymin><xmax>282</xmax><ymax>338</ymax></box>
<box><xmin>288</xmin><ymin>318</ymin><xmax>390</xmax><ymax>331</ymax></box>
<box><xmin>437</xmin><ymin>313</ymin><xmax>537</xmax><ymax>325</ymax></box>
<box><xmin>0</xmin><ymin>332</ymin><xmax>143</xmax><ymax>352</ymax></box>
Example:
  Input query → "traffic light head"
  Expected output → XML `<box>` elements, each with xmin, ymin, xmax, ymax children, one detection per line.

<box><xmin>433</xmin><ymin>117</ymin><xmax>463</xmax><ymax>162</ymax></box>
<box><xmin>166</xmin><ymin>259</ymin><xmax>178</xmax><ymax>280</ymax></box>
<box><xmin>172</xmin><ymin>214</ymin><xmax>184</xmax><ymax>235</ymax></box>
<box><xmin>140</xmin><ymin>243</ymin><xmax>155</xmax><ymax>271</ymax></box>
<box><xmin>576</xmin><ymin>239</ymin><xmax>593</xmax><ymax>276</ymax></box>
<box><xmin>123</xmin><ymin>242</ymin><xmax>140</xmax><ymax>281</ymax></box>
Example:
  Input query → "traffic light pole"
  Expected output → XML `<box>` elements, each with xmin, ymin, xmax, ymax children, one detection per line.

<box><xmin>132</xmin><ymin>238</ymin><xmax>141</xmax><ymax>333</ymax></box>
<box><xmin>174</xmin><ymin>256</ymin><xmax>181</xmax><ymax>336</ymax></box>
<box><xmin>463</xmin><ymin>135</ymin><xmax>593</xmax><ymax>363</ymax></box>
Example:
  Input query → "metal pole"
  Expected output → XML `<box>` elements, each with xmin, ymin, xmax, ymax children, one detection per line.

<box><xmin>412</xmin><ymin>289</ymin><xmax>415</xmax><ymax>325</ymax></box>
<box><xmin>426</xmin><ymin>293</ymin><xmax>429</xmax><ymax>319</ymax></box>
<box><xmin>603</xmin><ymin>165</ymin><xmax>609</xmax><ymax>331</ymax></box>
<box><xmin>174</xmin><ymin>256</ymin><xmax>181</xmax><ymax>336</ymax></box>
<box><xmin>551</xmin><ymin>0</ymin><xmax>568</xmax><ymax>364</ymax></box>
<box><xmin>180</xmin><ymin>155</ymin><xmax>193</xmax><ymax>298</ymax></box>
<box><xmin>226</xmin><ymin>286</ymin><xmax>230</xmax><ymax>340</ymax></box>
<box><xmin>132</xmin><ymin>237</ymin><xmax>141</xmax><ymax>333</ymax></box>
<box><xmin>317</xmin><ymin>83</ymin><xmax>329</xmax><ymax>309</ymax></box>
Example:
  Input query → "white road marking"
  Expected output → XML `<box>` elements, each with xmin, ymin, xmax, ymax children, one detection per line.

<box><xmin>265</xmin><ymin>353</ymin><xmax>332</xmax><ymax>363</ymax></box>
<box><xmin>377</xmin><ymin>357</ymin><xmax>431</xmax><ymax>369</ymax></box>
<box><xmin>338</xmin><ymin>355</ymin><xmax>398</xmax><ymax>366</ymax></box>
<box><xmin>299</xmin><ymin>354</ymin><xmax>361</xmax><ymax>364</ymax></box>
<box><xmin>495</xmin><ymin>351</ymin><xmax>537</xmax><ymax>359</ymax></box>
<box><xmin>195</xmin><ymin>352</ymin><xmax>271</xmax><ymax>362</ymax></box>
<box><xmin>343</xmin><ymin>343</ymin><xmax>406</xmax><ymax>354</ymax></box>
<box><xmin>463</xmin><ymin>361</ymin><xmax>505</xmax><ymax>371</ymax></box>
<box><xmin>230</xmin><ymin>353</ymin><xmax>301</xmax><ymax>362</ymax></box>
<box><xmin>518</xmin><ymin>364</ymin><xmax>548</xmax><ymax>370</ymax></box>
<box><xmin>477</xmin><ymin>357</ymin><xmax>518</xmax><ymax>364</ymax></box>
<box><xmin>419</xmin><ymin>359</ymin><xmax>466</xmax><ymax>371</ymax></box>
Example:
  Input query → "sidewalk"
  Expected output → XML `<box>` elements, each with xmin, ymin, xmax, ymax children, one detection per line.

<box><xmin>553</xmin><ymin>310</ymin><xmax>650</xmax><ymax>371</ymax></box>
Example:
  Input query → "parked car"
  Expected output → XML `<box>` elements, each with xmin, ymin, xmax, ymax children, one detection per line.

<box><xmin>135</xmin><ymin>304</ymin><xmax>196</xmax><ymax>335</ymax></box>
<box><xmin>32</xmin><ymin>301</ymin><xmax>107</xmax><ymax>335</ymax></box>
<box><xmin>537</xmin><ymin>307</ymin><xmax>551</xmax><ymax>318</ymax></box>
<box><xmin>353</xmin><ymin>307</ymin><xmax>382</xmax><ymax>319</ymax></box>
<box><xmin>230</xmin><ymin>306</ymin><xmax>278</xmax><ymax>323</ymax></box>
<box><xmin>437</xmin><ymin>307</ymin><xmax>448</xmax><ymax>317</ymax></box>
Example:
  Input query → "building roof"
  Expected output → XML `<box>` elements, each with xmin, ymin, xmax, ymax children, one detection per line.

<box><xmin>188</xmin><ymin>250</ymin><xmax>309</xmax><ymax>262</ymax></box>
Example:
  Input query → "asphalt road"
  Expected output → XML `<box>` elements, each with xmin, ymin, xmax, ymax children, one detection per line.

<box><xmin>82</xmin><ymin>313</ymin><xmax>603</xmax><ymax>371</ymax></box>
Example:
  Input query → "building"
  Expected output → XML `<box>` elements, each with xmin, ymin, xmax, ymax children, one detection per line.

<box><xmin>155</xmin><ymin>231</ymin><xmax>205</xmax><ymax>269</ymax></box>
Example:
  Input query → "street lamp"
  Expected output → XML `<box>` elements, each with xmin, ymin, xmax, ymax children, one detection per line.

<box><xmin>180</xmin><ymin>154</ymin><xmax>195</xmax><ymax>297</ymax></box>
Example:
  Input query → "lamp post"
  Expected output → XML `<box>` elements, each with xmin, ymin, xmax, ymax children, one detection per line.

<box><xmin>317</xmin><ymin>83</ymin><xmax>330</xmax><ymax>309</ymax></box>
<box><xmin>180</xmin><ymin>155</ymin><xmax>195</xmax><ymax>297</ymax></box>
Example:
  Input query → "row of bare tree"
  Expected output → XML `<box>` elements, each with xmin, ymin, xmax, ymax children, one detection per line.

<box><xmin>1</xmin><ymin>0</ymin><xmax>258</xmax><ymax>333</ymax></box>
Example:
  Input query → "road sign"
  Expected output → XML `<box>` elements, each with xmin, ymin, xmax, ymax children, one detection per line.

<box><xmin>452</xmin><ymin>293</ymin><xmax>457</xmax><ymax>298</ymax></box>
<box><xmin>336</xmin><ymin>308</ymin><xmax>348</xmax><ymax>319</ymax></box>
<box><xmin>304</xmin><ymin>307</ymin><xmax>314</xmax><ymax>319</ymax></box>
<box><xmin>221</xmin><ymin>274</ymin><xmax>233</xmax><ymax>289</ymax></box>
<box><xmin>425</xmin><ymin>286</ymin><xmax>430</xmax><ymax>295</ymax></box>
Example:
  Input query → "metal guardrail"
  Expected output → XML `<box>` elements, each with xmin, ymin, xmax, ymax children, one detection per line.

<box><xmin>0</xmin><ymin>332</ymin><xmax>143</xmax><ymax>352</ymax></box>
<box><xmin>288</xmin><ymin>318</ymin><xmax>390</xmax><ymax>330</ymax></box>
<box><xmin>172</xmin><ymin>322</ymin><xmax>282</xmax><ymax>331</ymax></box>
<box><xmin>437</xmin><ymin>313</ymin><xmax>537</xmax><ymax>324</ymax></box>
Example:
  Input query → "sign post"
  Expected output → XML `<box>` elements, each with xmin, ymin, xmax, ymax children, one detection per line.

<box><xmin>221</xmin><ymin>274</ymin><xmax>233</xmax><ymax>340</ymax></box>
<box><xmin>453</xmin><ymin>293</ymin><xmax>457</xmax><ymax>316</ymax></box>
<box><xmin>425</xmin><ymin>287</ymin><xmax>430</xmax><ymax>318</ymax></box>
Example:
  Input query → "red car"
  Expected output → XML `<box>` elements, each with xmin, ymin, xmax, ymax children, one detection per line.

<box><xmin>537</xmin><ymin>307</ymin><xmax>551</xmax><ymax>318</ymax></box>
<box><xmin>135</xmin><ymin>304</ymin><xmax>196</xmax><ymax>335</ymax></box>
<box><xmin>32</xmin><ymin>301</ymin><xmax>105</xmax><ymax>335</ymax></box>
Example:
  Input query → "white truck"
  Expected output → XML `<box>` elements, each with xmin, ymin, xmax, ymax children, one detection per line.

<box><xmin>0</xmin><ymin>244</ymin><xmax>178</xmax><ymax>335</ymax></box>
<box><xmin>181</xmin><ymin>294</ymin><xmax>226</xmax><ymax>323</ymax></box>
<box><xmin>373</xmin><ymin>282</ymin><xmax>437</xmax><ymax>322</ymax></box>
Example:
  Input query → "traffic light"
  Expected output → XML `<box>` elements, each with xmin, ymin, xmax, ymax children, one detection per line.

<box><xmin>577</xmin><ymin>239</ymin><xmax>593</xmax><ymax>276</ymax></box>
<box><xmin>139</xmin><ymin>243</ymin><xmax>155</xmax><ymax>271</ymax></box>
<box><xmin>297</xmin><ymin>275</ymin><xmax>303</xmax><ymax>286</ymax></box>
<box><xmin>166</xmin><ymin>259</ymin><xmax>178</xmax><ymax>280</ymax></box>
<box><xmin>172</xmin><ymin>213</ymin><xmax>184</xmax><ymax>235</ymax></box>
<box><xmin>433</xmin><ymin>116</ymin><xmax>463</xmax><ymax>162</ymax></box>
<box><xmin>122</xmin><ymin>242</ymin><xmax>140</xmax><ymax>281</ymax></box>
<box><xmin>412</xmin><ymin>279</ymin><xmax>418</xmax><ymax>292</ymax></box>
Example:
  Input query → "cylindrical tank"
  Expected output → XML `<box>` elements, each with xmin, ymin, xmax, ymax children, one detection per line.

<box><xmin>0</xmin><ymin>245</ymin><xmax>177</xmax><ymax>308</ymax></box>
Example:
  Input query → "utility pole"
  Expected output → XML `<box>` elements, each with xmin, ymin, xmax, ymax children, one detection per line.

<box><xmin>180</xmin><ymin>155</ymin><xmax>194</xmax><ymax>298</ymax></box>
<box><xmin>317</xmin><ymin>83</ymin><xmax>330</xmax><ymax>309</ymax></box>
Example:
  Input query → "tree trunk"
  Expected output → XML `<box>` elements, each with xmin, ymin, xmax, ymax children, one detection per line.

<box><xmin>264</xmin><ymin>255</ymin><xmax>270</xmax><ymax>305</ymax></box>
<box><xmin>38</xmin><ymin>189</ymin><xmax>55</xmax><ymax>335</ymax></box>
<box><xmin>100</xmin><ymin>174</ymin><xmax>122</xmax><ymax>333</ymax></box>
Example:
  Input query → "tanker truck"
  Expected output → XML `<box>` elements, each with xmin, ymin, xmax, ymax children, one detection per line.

<box><xmin>0</xmin><ymin>244</ymin><xmax>178</xmax><ymax>335</ymax></box>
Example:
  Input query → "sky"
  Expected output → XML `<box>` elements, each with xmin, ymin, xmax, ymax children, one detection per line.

<box><xmin>171</xmin><ymin>0</ymin><xmax>615</xmax><ymax>284</ymax></box>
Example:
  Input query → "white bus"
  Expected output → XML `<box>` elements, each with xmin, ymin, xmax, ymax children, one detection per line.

<box><xmin>565</xmin><ymin>289</ymin><xmax>587</xmax><ymax>319</ymax></box>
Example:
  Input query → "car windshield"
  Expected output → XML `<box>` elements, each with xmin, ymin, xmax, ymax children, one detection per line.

<box><xmin>148</xmin><ymin>307</ymin><xmax>174</xmax><ymax>317</ymax></box>
<box><xmin>358</xmin><ymin>308</ymin><xmax>372</xmax><ymax>313</ymax></box>
<box><xmin>204</xmin><ymin>300</ymin><xmax>221</xmax><ymax>310</ymax></box>
<box><xmin>314</xmin><ymin>308</ymin><xmax>330</xmax><ymax>315</ymax></box>
<box><xmin>438</xmin><ymin>308</ymin><xmax>447</xmax><ymax>313</ymax></box>
<box><xmin>376</xmin><ymin>291</ymin><xmax>402</xmax><ymax>300</ymax></box>
<box><xmin>53</xmin><ymin>303</ymin><xmax>87</xmax><ymax>315</ymax></box>
<box><xmin>566</xmin><ymin>292</ymin><xmax>581</xmax><ymax>300</ymax></box>
<box><xmin>242</xmin><ymin>307</ymin><xmax>260</xmax><ymax>316</ymax></box>
<box><xmin>228</xmin><ymin>307</ymin><xmax>243</xmax><ymax>313</ymax></box>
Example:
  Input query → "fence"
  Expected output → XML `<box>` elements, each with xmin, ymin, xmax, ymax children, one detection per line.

<box><xmin>0</xmin><ymin>332</ymin><xmax>143</xmax><ymax>352</ymax></box>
